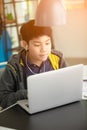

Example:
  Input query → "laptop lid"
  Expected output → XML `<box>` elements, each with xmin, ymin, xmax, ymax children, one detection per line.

<box><xmin>26</xmin><ymin>64</ymin><xmax>83</xmax><ymax>114</ymax></box>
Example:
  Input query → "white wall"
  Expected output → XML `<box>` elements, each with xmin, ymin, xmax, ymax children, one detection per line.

<box><xmin>52</xmin><ymin>8</ymin><xmax>87</xmax><ymax>58</ymax></box>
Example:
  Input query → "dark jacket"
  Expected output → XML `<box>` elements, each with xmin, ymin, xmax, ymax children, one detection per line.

<box><xmin>0</xmin><ymin>49</ymin><xmax>67</xmax><ymax>109</ymax></box>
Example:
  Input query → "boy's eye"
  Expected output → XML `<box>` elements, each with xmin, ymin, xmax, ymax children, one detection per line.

<box><xmin>46</xmin><ymin>42</ymin><xmax>50</xmax><ymax>45</ymax></box>
<box><xmin>34</xmin><ymin>44</ymin><xmax>40</xmax><ymax>47</ymax></box>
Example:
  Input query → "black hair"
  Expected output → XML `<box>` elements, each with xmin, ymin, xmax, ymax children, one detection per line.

<box><xmin>20</xmin><ymin>19</ymin><xmax>52</xmax><ymax>43</ymax></box>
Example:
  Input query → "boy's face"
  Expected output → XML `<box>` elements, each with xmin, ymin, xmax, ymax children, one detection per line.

<box><xmin>27</xmin><ymin>35</ymin><xmax>51</xmax><ymax>66</ymax></box>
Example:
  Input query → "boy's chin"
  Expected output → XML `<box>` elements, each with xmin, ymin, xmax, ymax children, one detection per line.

<box><xmin>42</xmin><ymin>57</ymin><xmax>48</xmax><ymax>62</ymax></box>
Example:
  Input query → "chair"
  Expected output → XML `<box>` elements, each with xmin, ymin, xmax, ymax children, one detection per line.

<box><xmin>0</xmin><ymin>62</ymin><xmax>6</xmax><ymax>78</ymax></box>
<box><xmin>0</xmin><ymin>68</ymin><xmax>4</xmax><ymax>78</ymax></box>
<box><xmin>0</xmin><ymin>67</ymin><xmax>5</xmax><ymax>111</ymax></box>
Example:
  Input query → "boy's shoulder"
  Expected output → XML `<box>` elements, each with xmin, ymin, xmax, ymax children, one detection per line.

<box><xmin>7</xmin><ymin>49</ymin><xmax>25</xmax><ymax>66</ymax></box>
<box><xmin>51</xmin><ymin>49</ymin><xmax>63</xmax><ymax>58</ymax></box>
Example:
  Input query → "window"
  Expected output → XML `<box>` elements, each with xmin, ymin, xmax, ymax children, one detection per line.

<box><xmin>65</xmin><ymin>0</ymin><xmax>86</xmax><ymax>10</ymax></box>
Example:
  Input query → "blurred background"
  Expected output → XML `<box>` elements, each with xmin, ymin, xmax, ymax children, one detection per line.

<box><xmin>0</xmin><ymin>0</ymin><xmax>87</xmax><ymax>67</ymax></box>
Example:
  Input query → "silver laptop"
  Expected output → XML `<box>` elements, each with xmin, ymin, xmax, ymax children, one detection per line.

<box><xmin>17</xmin><ymin>64</ymin><xmax>83</xmax><ymax>114</ymax></box>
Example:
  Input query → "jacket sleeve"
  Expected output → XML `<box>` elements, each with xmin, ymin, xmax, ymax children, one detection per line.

<box><xmin>0</xmin><ymin>65</ymin><xmax>27</xmax><ymax>109</ymax></box>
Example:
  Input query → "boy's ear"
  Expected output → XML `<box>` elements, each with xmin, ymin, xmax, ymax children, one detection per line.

<box><xmin>20</xmin><ymin>40</ymin><xmax>28</xmax><ymax>51</ymax></box>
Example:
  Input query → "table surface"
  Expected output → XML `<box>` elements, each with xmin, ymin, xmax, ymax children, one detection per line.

<box><xmin>0</xmin><ymin>100</ymin><xmax>87</xmax><ymax>130</ymax></box>
<box><xmin>65</xmin><ymin>58</ymin><xmax>87</xmax><ymax>65</ymax></box>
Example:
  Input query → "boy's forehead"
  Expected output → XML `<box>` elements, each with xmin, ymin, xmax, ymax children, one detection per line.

<box><xmin>31</xmin><ymin>35</ymin><xmax>51</xmax><ymax>43</ymax></box>
<box><xmin>32</xmin><ymin>36</ymin><xmax>50</xmax><ymax>43</ymax></box>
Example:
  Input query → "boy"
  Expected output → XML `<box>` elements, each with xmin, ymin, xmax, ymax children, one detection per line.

<box><xmin>0</xmin><ymin>20</ymin><xmax>67</xmax><ymax>110</ymax></box>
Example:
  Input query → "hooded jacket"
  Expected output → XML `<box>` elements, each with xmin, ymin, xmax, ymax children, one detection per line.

<box><xmin>0</xmin><ymin>49</ymin><xmax>67</xmax><ymax>109</ymax></box>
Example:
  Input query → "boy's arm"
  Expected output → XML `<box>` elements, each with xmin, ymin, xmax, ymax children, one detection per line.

<box><xmin>0</xmin><ymin>66</ymin><xmax>27</xmax><ymax>109</ymax></box>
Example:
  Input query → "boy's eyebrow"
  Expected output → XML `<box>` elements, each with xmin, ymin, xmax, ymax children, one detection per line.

<box><xmin>32</xmin><ymin>38</ymin><xmax>50</xmax><ymax>43</ymax></box>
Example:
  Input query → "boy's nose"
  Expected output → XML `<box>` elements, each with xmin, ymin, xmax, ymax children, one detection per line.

<box><xmin>40</xmin><ymin>45</ymin><xmax>46</xmax><ymax>52</ymax></box>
